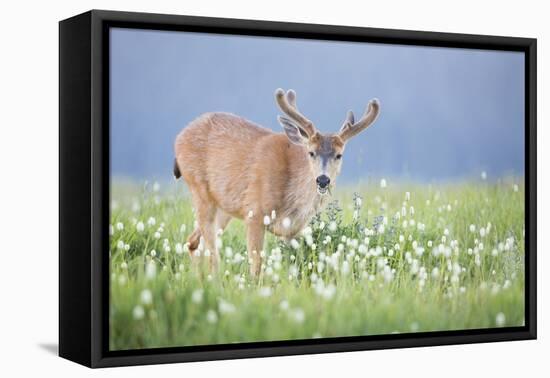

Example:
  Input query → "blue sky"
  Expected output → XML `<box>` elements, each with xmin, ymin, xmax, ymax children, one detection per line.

<box><xmin>110</xmin><ymin>27</ymin><xmax>525</xmax><ymax>182</ymax></box>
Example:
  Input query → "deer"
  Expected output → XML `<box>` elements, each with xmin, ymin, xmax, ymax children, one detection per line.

<box><xmin>173</xmin><ymin>88</ymin><xmax>380</xmax><ymax>277</ymax></box>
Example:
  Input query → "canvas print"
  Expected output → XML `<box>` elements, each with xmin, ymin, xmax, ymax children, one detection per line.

<box><xmin>108</xmin><ymin>28</ymin><xmax>525</xmax><ymax>351</ymax></box>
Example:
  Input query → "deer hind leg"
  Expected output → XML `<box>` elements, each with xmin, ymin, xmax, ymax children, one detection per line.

<box><xmin>188</xmin><ymin>186</ymin><xmax>219</xmax><ymax>273</ymax></box>
<box><xmin>187</xmin><ymin>227</ymin><xmax>202</xmax><ymax>254</ymax></box>
<box><xmin>246</xmin><ymin>220</ymin><xmax>265</xmax><ymax>278</ymax></box>
<box><xmin>188</xmin><ymin>210</ymin><xmax>231</xmax><ymax>256</ymax></box>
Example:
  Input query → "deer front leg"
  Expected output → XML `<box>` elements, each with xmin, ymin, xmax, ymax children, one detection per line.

<box><xmin>246</xmin><ymin>221</ymin><xmax>264</xmax><ymax>278</ymax></box>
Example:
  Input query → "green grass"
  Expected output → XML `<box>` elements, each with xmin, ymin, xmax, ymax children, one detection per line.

<box><xmin>109</xmin><ymin>178</ymin><xmax>525</xmax><ymax>351</ymax></box>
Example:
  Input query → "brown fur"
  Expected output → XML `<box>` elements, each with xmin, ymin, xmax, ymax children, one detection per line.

<box><xmin>174</xmin><ymin>90</ymin><xmax>379</xmax><ymax>276</ymax></box>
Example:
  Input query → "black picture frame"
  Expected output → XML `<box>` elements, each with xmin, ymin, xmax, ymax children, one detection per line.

<box><xmin>59</xmin><ymin>9</ymin><xmax>537</xmax><ymax>368</ymax></box>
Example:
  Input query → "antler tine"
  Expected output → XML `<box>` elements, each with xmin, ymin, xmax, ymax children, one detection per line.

<box><xmin>339</xmin><ymin>99</ymin><xmax>380</xmax><ymax>141</ymax></box>
<box><xmin>275</xmin><ymin>88</ymin><xmax>316</xmax><ymax>137</ymax></box>
<box><xmin>343</xmin><ymin>110</ymin><xmax>355</xmax><ymax>126</ymax></box>
<box><xmin>286</xmin><ymin>89</ymin><xmax>297</xmax><ymax>108</ymax></box>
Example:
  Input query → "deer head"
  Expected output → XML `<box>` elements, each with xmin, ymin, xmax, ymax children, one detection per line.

<box><xmin>275</xmin><ymin>88</ymin><xmax>380</xmax><ymax>195</ymax></box>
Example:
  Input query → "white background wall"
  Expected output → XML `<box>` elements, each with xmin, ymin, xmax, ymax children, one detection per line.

<box><xmin>0</xmin><ymin>0</ymin><xmax>546</xmax><ymax>376</ymax></box>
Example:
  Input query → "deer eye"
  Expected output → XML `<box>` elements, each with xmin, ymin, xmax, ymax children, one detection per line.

<box><xmin>335</xmin><ymin>154</ymin><xmax>343</xmax><ymax>160</ymax></box>
<box><xmin>309</xmin><ymin>151</ymin><xmax>315</xmax><ymax>158</ymax></box>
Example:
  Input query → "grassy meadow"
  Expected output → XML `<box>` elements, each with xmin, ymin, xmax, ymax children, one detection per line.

<box><xmin>109</xmin><ymin>178</ymin><xmax>525</xmax><ymax>351</ymax></box>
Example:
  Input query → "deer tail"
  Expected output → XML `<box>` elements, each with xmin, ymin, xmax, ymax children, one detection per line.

<box><xmin>173</xmin><ymin>158</ymin><xmax>181</xmax><ymax>179</ymax></box>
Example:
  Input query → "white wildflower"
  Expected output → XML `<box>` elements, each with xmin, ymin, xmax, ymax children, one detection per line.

<box><xmin>206</xmin><ymin>310</ymin><xmax>218</xmax><ymax>324</ymax></box>
<box><xmin>147</xmin><ymin>217</ymin><xmax>156</xmax><ymax>226</ymax></box>
<box><xmin>140</xmin><ymin>289</ymin><xmax>153</xmax><ymax>305</ymax></box>
<box><xmin>258</xmin><ymin>287</ymin><xmax>272</xmax><ymax>297</ymax></box>
<box><xmin>282</xmin><ymin>217</ymin><xmax>291</xmax><ymax>229</ymax></box>
<box><xmin>380</xmin><ymin>178</ymin><xmax>387</xmax><ymax>188</ymax></box>
<box><xmin>279</xmin><ymin>300</ymin><xmax>289</xmax><ymax>311</ymax></box>
<box><xmin>116</xmin><ymin>222</ymin><xmax>124</xmax><ymax>231</ymax></box>
<box><xmin>132</xmin><ymin>305</ymin><xmax>145</xmax><ymax>320</ymax></box>
<box><xmin>341</xmin><ymin>261</ymin><xmax>350</xmax><ymax>275</ymax></box>
<box><xmin>136</xmin><ymin>221</ymin><xmax>144</xmax><ymax>232</ymax></box>
<box><xmin>290</xmin><ymin>308</ymin><xmax>305</xmax><ymax>323</ymax></box>
<box><xmin>145</xmin><ymin>261</ymin><xmax>156</xmax><ymax>280</ymax></box>
<box><xmin>218</xmin><ymin>299</ymin><xmax>236</xmax><ymax>314</ymax></box>
<box><xmin>192</xmin><ymin>289</ymin><xmax>204</xmax><ymax>304</ymax></box>
<box><xmin>495</xmin><ymin>312</ymin><xmax>506</xmax><ymax>327</ymax></box>
<box><xmin>382</xmin><ymin>265</ymin><xmax>394</xmax><ymax>282</ymax></box>
<box><xmin>315</xmin><ymin>281</ymin><xmax>336</xmax><ymax>300</ymax></box>
<box><xmin>263</xmin><ymin>215</ymin><xmax>271</xmax><ymax>226</ymax></box>
<box><xmin>233</xmin><ymin>252</ymin><xmax>244</xmax><ymax>264</ymax></box>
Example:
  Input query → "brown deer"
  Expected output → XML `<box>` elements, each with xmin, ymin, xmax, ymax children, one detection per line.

<box><xmin>174</xmin><ymin>89</ymin><xmax>380</xmax><ymax>276</ymax></box>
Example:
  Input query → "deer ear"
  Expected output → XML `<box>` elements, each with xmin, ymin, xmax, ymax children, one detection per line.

<box><xmin>278</xmin><ymin>116</ymin><xmax>308</xmax><ymax>145</ymax></box>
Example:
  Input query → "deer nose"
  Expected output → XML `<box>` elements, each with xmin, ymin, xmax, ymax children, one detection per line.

<box><xmin>316</xmin><ymin>175</ymin><xmax>330</xmax><ymax>188</ymax></box>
